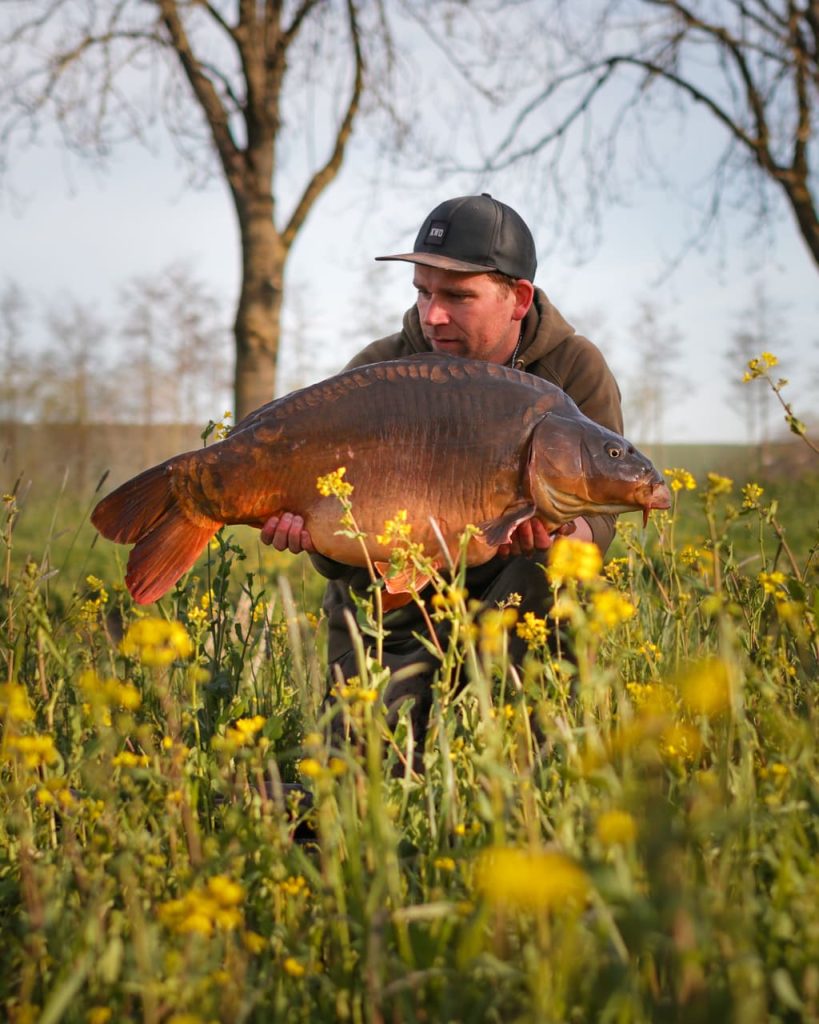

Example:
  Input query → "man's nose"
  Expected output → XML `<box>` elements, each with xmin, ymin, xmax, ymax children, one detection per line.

<box><xmin>422</xmin><ymin>297</ymin><xmax>449</xmax><ymax>326</ymax></box>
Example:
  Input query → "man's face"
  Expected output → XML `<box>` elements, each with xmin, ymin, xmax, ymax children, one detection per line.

<box><xmin>413</xmin><ymin>264</ymin><xmax>534</xmax><ymax>364</ymax></box>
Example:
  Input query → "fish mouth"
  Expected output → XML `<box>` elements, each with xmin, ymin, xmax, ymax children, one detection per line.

<box><xmin>640</xmin><ymin>480</ymin><xmax>672</xmax><ymax>525</ymax></box>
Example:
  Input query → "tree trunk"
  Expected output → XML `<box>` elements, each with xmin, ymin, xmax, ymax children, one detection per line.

<box><xmin>233</xmin><ymin>197</ymin><xmax>287</xmax><ymax>420</ymax></box>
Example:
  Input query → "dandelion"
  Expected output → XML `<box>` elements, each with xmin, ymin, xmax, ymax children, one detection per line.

<box><xmin>316</xmin><ymin>466</ymin><xmax>353</xmax><ymax>499</ymax></box>
<box><xmin>546</xmin><ymin>536</ymin><xmax>602</xmax><ymax>586</ymax></box>
<box><xmin>516</xmin><ymin>611</ymin><xmax>549</xmax><ymax>650</ymax></box>
<box><xmin>664</xmin><ymin>467</ymin><xmax>697</xmax><ymax>493</ymax></box>
<box><xmin>596</xmin><ymin>810</ymin><xmax>638</xmax><ymax>848</ymax></box>
<box><xmin>121</xmin><ymin>618</ymin><xmax>193</xmax><ymax>666</ymax></box>
<box><xmin>678</xmin><ymin>658</ymin><xmax>732</xmax><ymax>718</ymax></box>
<box><xmin>475</xmin><ymin>846</ymin><xmax>588</xmax><ymax>913</ymax></box>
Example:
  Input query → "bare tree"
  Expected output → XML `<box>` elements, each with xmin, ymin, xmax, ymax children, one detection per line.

<box><xmin>485</xmin><ymin>1</ymin><xmax>819</xmax><ymax>270</ymax></box>
<box><xmin>0</xmin><ymin>1</ymin><xmax>393</xmax><ymax>418</ymax></box>
<box><xmin>39</xmin><ymin>299</ymin><xmax>112</xmax><ymax>487</ymax></box>
<box><xmin>0</xmin><ymin>280</ymin><xmax>37</xmax><ymax>424</ymax></box>
<box><xmin>625</xmin><ymin>298</ymin><xmax>687</xmax><ymax>454</ymax></box>
<box><xmin>118</xmin><ymin>262</ymin><xmax>231</xmax><ymax>426</ymax></box>
<box><xmin>726</xmin><ymin>282</ymin><xmax>787</xmax><ymax>465</ymax></box>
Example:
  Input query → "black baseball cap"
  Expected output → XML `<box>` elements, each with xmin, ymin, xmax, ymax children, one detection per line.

<box><xmin>375</xmin><ymin>194</ymin><xmax>537</xmax><ymax>282</ymax></box>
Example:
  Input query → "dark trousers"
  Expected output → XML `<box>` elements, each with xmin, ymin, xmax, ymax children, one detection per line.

<box><xmin>323</xmin><ymin>554</ymin><xmax>554</xmax><ymax>767</ymax></box>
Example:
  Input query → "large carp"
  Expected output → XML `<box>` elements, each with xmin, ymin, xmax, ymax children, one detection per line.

<box><xmin>92</xmin><ymin>354</ymin><xmax>671</xmax><ymax>604</ymax></box>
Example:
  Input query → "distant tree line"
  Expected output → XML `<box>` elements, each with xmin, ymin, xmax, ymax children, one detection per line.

<box><xmin>0</xmin><ymin>263</ymin><xmax>232</xmax><ymax>429</ymax></box>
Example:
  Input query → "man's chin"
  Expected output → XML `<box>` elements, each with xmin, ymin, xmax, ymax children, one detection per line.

<box><xmin>430</xmin><ymin>340</ymin><xmax>465</xmax><ymax>356</ymax></box>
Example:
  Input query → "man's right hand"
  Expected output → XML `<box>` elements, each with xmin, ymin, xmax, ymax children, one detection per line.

<box><xmin>260</xmin><ymin>513</ymin><xmax>315</xmax><ymax>554</ymax></box>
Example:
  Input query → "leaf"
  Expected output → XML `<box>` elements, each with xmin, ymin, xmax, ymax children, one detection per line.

<box><xmin>772</xmin><ymin>968</ymin><xmax>803</xmax><ymax>1011</ymax></box>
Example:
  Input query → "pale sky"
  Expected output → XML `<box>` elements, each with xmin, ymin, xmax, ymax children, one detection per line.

<box><xmin>2</xmin><ymin>83</ymin><xmax>817</xmax><ymax>445</ymax></box>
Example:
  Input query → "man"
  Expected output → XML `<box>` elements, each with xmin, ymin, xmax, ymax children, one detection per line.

<box><xmin>261</xmin><ymin>194</ymin><xmax>623</xmax><ymax>766</ymax></box>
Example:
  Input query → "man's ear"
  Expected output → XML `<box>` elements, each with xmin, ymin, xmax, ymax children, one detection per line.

<box><xmin>512</xmin><ymin>279</ymin><xmax>535</xmax><ymax>321</ymax></box>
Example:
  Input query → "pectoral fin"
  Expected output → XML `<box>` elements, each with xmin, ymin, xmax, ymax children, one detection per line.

<box><xmin>478</xmin><ymin>500</ymin><xmax>537</xmax><ymax>548</ymax></box>
<box><xmin>374</xmin><ymin>561</ymin><xmax>434</xmax><ymax>608</ymax></box>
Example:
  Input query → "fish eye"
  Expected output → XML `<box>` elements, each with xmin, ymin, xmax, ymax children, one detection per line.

<box><xmin>606</xmin><ymin>444</ymin><xmax>623</xmax><ymax>459</ymax></box>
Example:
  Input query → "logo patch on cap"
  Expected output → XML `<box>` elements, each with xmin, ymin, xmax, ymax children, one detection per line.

<box><xmin>424</xmin><ymin>220</ymin><xmax>448</xmax><ymax>246</ymax></box>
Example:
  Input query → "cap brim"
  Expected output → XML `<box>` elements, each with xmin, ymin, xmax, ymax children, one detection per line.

<box><xmin>375</xmin><ymin>252</ymin><xmax>497</xmax><ymax>274</ymax></box>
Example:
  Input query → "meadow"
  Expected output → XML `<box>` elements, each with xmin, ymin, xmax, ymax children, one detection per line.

<box><xmin>1</xmin><ymin>365</ymin><xmax>818</xmax><ymax>1023</ymax></box>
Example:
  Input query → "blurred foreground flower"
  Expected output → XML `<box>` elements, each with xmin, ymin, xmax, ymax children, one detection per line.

<box><xmin>596</xmin><ymin>810</ymin><xmax>638</xmax><ymax>848</ymax></box>
<box><xmin>158</xmin><ymin>874</ymin><xmax>245</xmax><ymax>937</ymax></box>
<box><xmin>121</xmin><ymin>618</ymin><xmax>193</xmax><ymax>666</ymax></box>
<box><xmin>316</xmin><ymin>466</ymin><xmax>353</xmax><ymax>499</ymax></box>
<box><xmin>547</xmin><ymin>537</ymin><xmax>602</xmax><ymax>586</ymax></box>
<box><xmin>475</xmin><ymin>846</ymin><xmax>588</xmax><ymax>913</ymax></box>
<box><xmin>678</xmin><ymin>658</ymin><xmax>732</xmax><ymax>719</ymax></box>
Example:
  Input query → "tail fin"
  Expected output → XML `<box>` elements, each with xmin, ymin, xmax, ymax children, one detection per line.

<box><xmin>91</xmin><ymin>462</ymin><xmax>221</xmax><ymax>604</ymax></box>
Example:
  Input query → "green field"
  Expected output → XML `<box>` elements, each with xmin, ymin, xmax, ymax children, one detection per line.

<box><xmin>1</xmin><ymin>436</ymin><xmax>818</xmax><ymax>1023</ymax></box>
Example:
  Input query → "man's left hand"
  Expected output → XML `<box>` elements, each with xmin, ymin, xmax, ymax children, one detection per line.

<box><xmin>498</xmin><ymin>516</ymin><xmax>592</xmax><ymax>557</ymax></box>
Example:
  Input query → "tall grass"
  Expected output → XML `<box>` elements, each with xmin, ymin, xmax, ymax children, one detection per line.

<box><xmin>2</xmin><ymin>431</ymin><xmax>818</xmax><ymax>1021</ymax></box>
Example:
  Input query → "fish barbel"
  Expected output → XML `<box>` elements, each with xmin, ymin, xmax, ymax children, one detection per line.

<box><xmin>91</xmin><ymin>354</ymin><xmax>671</xmax><ymax>604</ymax></box>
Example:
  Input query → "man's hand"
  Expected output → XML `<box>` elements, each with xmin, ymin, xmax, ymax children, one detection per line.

<box><xmin>498</xmin><ymin>516</ymin><xmax>592</xmax><ymax>558</ymax></box>
<box><xmin>259</xmin><ymin>513</ymin><xmax>315</xmax><ymax>554</ymax></box>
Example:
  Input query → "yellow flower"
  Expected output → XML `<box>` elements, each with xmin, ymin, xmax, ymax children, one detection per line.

<box><xmin>678</xmin><ymin>658</ymin><xmax>732</xmax><ymax>718</ymax></box>
<box><xmin>547</xmin><ymin>537</ymin><xmax>602</xmax><ymax>586</ymax></box>
<box><xmin>316</xmin><ymin>466</ymin><xmax>353</xmax><ymax>499</ymax></box>
<box><xmin>742</xmin><ymin>482</ymin><xmax>764</xmax><ymax>508</ymax></box>
<box><xmin>588</xmin><ymin>588</ymin><xmax>635</xmax><ymax>631</ymax></box>
<box><xmin>8</xmin><ymin>733</ymin><xmax>60</xmax><ymax>769</ymax></box>
<box><xmin>744</xmin><ymin>351</ymin><xmax>779</xmax><ymax>381</ymax></box>
<box><xmin>596</xmin><ymin>810</ymin><xmax>638</xmax><ymax>848</ymax></box>
<box><xmin>434</xmin><ymin>857</ymin><xmax>456</xmax><ymax>871</ymax></box>
<box><xmin>121</xmin><ymin>618</ymin><xmax>193</xmax><ymax>666</ymax></box>
<box><xmin>479</xmin><ymin>607</ymin><xmax>518</xmax><ymax>656</ymax></box>
<box><xmin>660</xmin><ymin>722</ymin><xmax>702</xmax><ymax>763</ymax></box>
<box><xmin>706</xmin><ymin>473</ymin><xmax>733</xmax><ymax>496</ymax></box>
<box><xmin>626</xmin><ymin>682</ymin><xmax>677</xmax><ymax>718</ymax></box>
<box><xmin>158</xmin><ymin>874</ymin><xmax>245</xmax><ymax>937</ymax></box>
<box><xmin>376</xmin><ymin>508</ymin><xmax>413</xmax><ymax>545</ymax></box>
<box><xmin>298</xmin><ymin>758</ymin><xmax>322</xmax><ymax>778</ymax></box>
<box><xmin>0</xmin><ymin>682</ymin><xmax>35</xmax><ymax>723</ymax></box>
<box><xmin>664</xmin><ymin>467</ymin><xmax>697</xmax><ymax>492</ymax></box>
<box><xmin>112</xmin><ymin>751</ymin><xmax>150</xmax><ymax>768</ymax></box>
<box><xmin>279</xmin><ymin>875</ymin><xmax>310</xmax><ymax>898</ymax></box>
<box><xmin>227</xmin><ymin>715</ymin><xmax>266</xmax><ymax>746</ymax></box>
<box><xmin>243</xmin><ymin>930</ymin><xmax>267</xmax><ymax>954</ymax></box>
<box><xmin>283</xmin><ymin>957</ymin><xmax>306</xmax><ymax>978</ymax></box>
<box><xmin>758</xmin><ymin>571</ymin><xmax>787</xmax><ymax>596</ymax></box>
<box><xmin>516</xmin><ymin>611</ymin><xmax>549</xmax><ymax>650</ymax></box>
<box><xmin>475</xmin><ymin>846</ymin><xmax>588</xmax><ymax>913</ymax></box>
<box><xmin>88</xmin><ymin>1009</ymin><xmax>113</xmax><ymax>1024</ymax></box>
